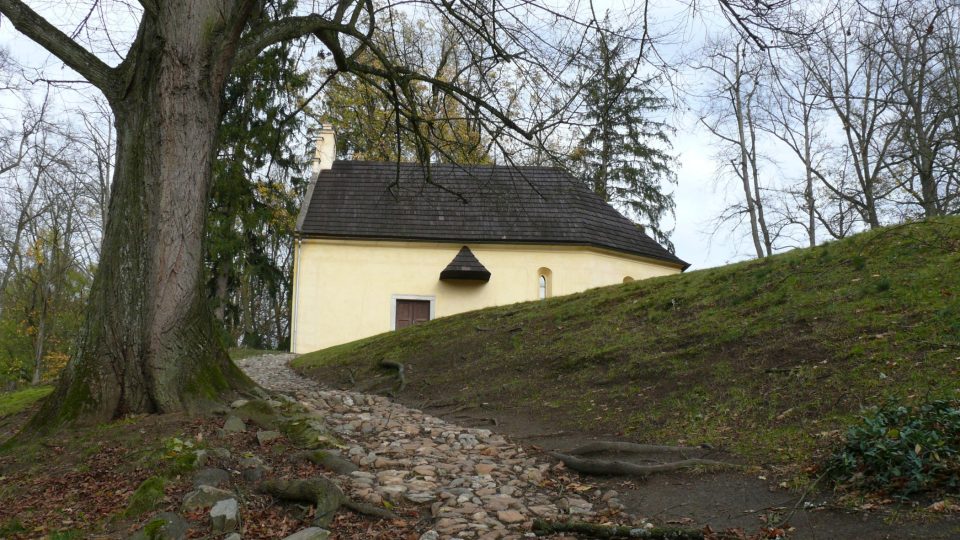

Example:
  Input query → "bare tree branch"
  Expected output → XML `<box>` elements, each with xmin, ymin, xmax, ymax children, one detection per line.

<box><xmin>235</xmin><ymin>14</ymin><xmax>345</xmax><ymax>67</ymax></box>
<box><xmin>0</xmin><ymin>0</ymin><xmax>117</xmax><ymax>96</ymax></box>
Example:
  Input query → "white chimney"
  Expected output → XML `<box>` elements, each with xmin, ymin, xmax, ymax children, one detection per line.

<box><xmin>312</xmin><ymin>125</ymin><xmax>337</xmax><ymax>174</ymax></box>
<box><xmin>297</xmin><ymin>125</ymin><xmax>336</xmax><ymax>233</ymax></box>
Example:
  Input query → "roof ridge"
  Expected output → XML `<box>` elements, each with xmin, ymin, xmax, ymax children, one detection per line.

<box><xmin>301</xmin><ymin>162</ymin><xmax>688</xmax><ymax>269</ymax></box>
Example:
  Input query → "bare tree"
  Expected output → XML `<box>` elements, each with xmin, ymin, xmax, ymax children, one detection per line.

<box><xmin>794</xmin><ymin>1</ymin><xmax>901</xmax><ymax>229</ymax></box>
<box><xmin>868</xmin><ymin>0</ymin><xmax>960</xmax><ymax>217</ymax></box>
<box><xmin>761</xmin><ymin>43</ymin><xmax>836</xmax><ymax>247</ymax></box>
<box><xmin>697</xmin><ymin>36</ymin><xmax>775</xmax><ymax>258</ymax></box>
<box><xmin>0</xmin><ymin>97</ymin><xmax>56</xmax><ymax>314</ymax></box>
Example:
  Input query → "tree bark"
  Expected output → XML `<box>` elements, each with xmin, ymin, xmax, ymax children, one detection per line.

<box><xmin>31</xmin><ymin>292</ymin><xmax>47</xmax><ymax>386</ymax></box>
<box><xmin>28</xmin><ymin>6</ymin><xmax>254</xmax><ymax>428</ymax></box>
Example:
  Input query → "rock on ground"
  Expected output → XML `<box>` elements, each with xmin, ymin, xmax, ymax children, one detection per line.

<box><xmin>282</xmin><ymin>527</ymin><xmax>331</xmax><ymax>540</ymax></box>
<box><xmin>181</xmin><ymin>485</ymin><xmax>234</xmax><ymax>512</ymax></box>
<box><xmin>210</xmin><ymin>498</ymin><xmax>239</xmax><ymax>532</ymax></box>
<box><xmin>131</xmin><ymin>512</ymin><xmax>189</xmax><ymax>540</ymax></box>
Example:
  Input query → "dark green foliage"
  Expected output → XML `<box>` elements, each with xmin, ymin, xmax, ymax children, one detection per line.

<box><xmin>206</xmin><ymin>0</ymin><xmax>310</xmax><ymax>349</ymax></box>
<box><xmin>826</xmin><ymin>399</ymin><xmax>960</xmax><ymax>499</ymax></box>
<box><xmin>569</xmin><ymin>15</ymin><xmax>676</xmax><ymax>250</ymax></box>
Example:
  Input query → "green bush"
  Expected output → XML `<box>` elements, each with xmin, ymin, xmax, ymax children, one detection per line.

<box><xmin>826</xmin><ymin>399</ymin><xmax>960</xmax><ymax>499</ymax></box>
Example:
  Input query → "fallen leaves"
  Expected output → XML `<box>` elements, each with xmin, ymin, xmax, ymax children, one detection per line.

<box><xmin>926</xmin><ymin>500</ymin><xmax>960</xmax><ymax>513</ymax></box>
<box><xmin>0</xmin><ymin>441</ymin><xmax>149</xmax><ymax>537</ymax></box>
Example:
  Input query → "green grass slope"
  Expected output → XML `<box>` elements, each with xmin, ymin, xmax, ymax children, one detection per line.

<box><xmin>294</xmin><ymin>218</ymin><xmax>960</xmax><ymax>468</ymax></box>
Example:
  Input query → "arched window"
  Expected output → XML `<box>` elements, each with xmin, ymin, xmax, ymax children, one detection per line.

<box><xmin>537</xmin><ymin>267</ymin><xmax>552</xmax><ymax>299</ymax></box>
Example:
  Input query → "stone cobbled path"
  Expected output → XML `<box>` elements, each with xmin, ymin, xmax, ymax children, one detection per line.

<box><xmin>236</xmin><ymin>354</ymin><xmax>622</xmax><ymax>540</ymax></box>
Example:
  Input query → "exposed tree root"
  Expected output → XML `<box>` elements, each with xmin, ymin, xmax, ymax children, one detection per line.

<box><xmin>565</xmin><ymin>441</ymin><xmax>711</xmax><ymax>456</ymax></box>
<box><xmin>532</xmin><ymin>519</ymin><xmax>704</xmax><ymax>539</ymax></box>
<box><xmin>550</xmin><ymin>452</ymin><xmax>734</xmax><ymax>477</ymax></box>
<box><xmin>446</xmin><ymin>403</ymin><xmax>482</xmax><ymax>415</ymax></box>
<box><xmin>258</xmin><ymin>477</ymin><xmax>396</xmax><ymax>526</ymax></box>
<box><xmin>457</xmin><ymin>416</ymin><xmax>498</xmax><ymax>426</ymax></box>
<box><xmin>293</xmin><ymin>450</ymin><xmax>359</xmax><ymax>475</ymax></box>
<box><xmin>341</xmin><ymin>499</ymin><xmax>397</xmax><ymax>520</ymax></box>
<box><xmin>354</xmin><ymin>374</ymin><xmax>392</xmax><ymax>393</ymax></box>
<box><xmin>379</xmin><ymin>360</ymin><xmax>406</xmax><ymax>393</ymax></box>
<box><xmin>514</xmin><ymin>430</ymin><xmax>568</xmax><ymax>440</ymax></box>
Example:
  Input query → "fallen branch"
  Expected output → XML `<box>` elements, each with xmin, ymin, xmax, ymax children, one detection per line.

<box><xmin>532</xmin><ymin>519</ymin><xmax>703</xmax><ymax>539</ymax></box>
<box><xmin>774</xmin><ymin>473</ymin><xmax>826</xmax><ymax>529</ymax></box>
<box><xmin>566</xmin><ymin>441</ymin><xmax>711</xmax><ymax>456</ymax></box>
<box><xmin>550</xmin><ymin>452</ymin><xmax>734</xmax><ymax>477</ymax></box>
<box><xmin>380</xmin><ymin>360</ymin><xmax>406</xmax><ymax>392</ymax></box>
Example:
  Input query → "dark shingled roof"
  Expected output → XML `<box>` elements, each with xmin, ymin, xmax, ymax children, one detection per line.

<box><xmin>297</xmin><ymin>161</ymin><xmax>688</xmax><ymax>269</ymax></box>
<box><xmin>440</xmin><ymin>246</ymin><xmax>492</xmax><ymax>282</ymax></box>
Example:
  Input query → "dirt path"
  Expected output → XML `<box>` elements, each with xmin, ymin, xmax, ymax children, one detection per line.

<box><xmin>430</xmin><ymin>403</ymin><xmax>960</xmax><ymax>540</ymax></box>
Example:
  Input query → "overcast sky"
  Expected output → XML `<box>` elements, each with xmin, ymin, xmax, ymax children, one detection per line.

<box><xmin>0</xmin><ymin>0</ymin><xmax>760</xmax><ymax>271</ymax></box>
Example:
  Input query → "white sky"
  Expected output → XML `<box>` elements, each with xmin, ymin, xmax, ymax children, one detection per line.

<box><xmin>0</xmin><ymin>0</ymin><xmax>770</xmax><ymax>271</ymax></box>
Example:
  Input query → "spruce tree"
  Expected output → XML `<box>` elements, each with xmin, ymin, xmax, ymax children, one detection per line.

<box><xmin>206</xmin><ymin>0</ymin><xmax>310</xmax><ymax>349</ymax></box>
<box><xmin>571</xmin><ymin>20</ymin><xmax>677</xmax><ymax>251</ymax></box>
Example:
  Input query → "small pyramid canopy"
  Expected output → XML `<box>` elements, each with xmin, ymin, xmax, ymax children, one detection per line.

<box><xmin>440</xmin><ymin>246</ymin><xmax>491</xmax><ymax>282</ymax></box>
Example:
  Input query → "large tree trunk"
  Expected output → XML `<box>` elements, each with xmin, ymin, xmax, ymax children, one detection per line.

<box><xmin>29</xmin><ymin>8</ymin><xmax>254</xmax><ymax>428</ymax></box>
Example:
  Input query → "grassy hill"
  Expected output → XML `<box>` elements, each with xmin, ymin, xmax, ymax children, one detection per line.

<box><xmin>293</xmin><ymin>218</ymin><xmax>960</xmax><ymax>470</ymax></box>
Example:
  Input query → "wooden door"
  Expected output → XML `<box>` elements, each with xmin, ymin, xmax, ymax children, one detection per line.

<box><xmin>396</xmin><ymin>300</ymin><xmax>431</xmax><ymax>329</ymax></box>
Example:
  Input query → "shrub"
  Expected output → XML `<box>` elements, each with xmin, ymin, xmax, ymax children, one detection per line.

<box><xmin>826</xmin><ymin>399</ymin><xmax>960</xmax><ymax>499</ymax></box>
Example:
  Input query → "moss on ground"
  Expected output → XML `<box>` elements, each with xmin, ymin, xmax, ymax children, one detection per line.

<box><xmin>124</xmin><ymin>476</ymin><xmax>166</xmax><ymax>518</ymax></box>
<box><xmin>0</xmin><ymin>386</ymin><xmax>53</xmax><ymax>417</ymax></box>
<box><xmin>233</xmin><ymin>399</ymin><xmax>280</xmax><ymax>429</ymax></box>
<box><xmin>294</xmin><ymin>217</ymin><xmax>960</xmax><ymax>470</ymax></box>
